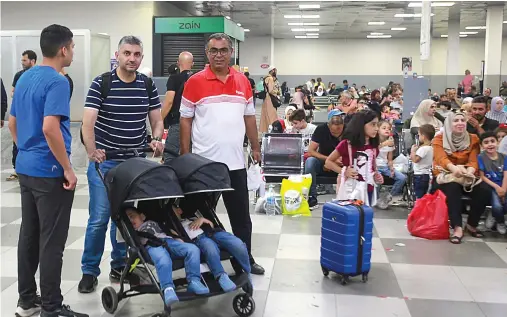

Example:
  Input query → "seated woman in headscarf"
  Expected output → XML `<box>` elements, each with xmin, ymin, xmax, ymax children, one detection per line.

<box><xmin>314</xmin><ymin>86</ymin><xmax>327</xmax><ymax>97</ymax></box>
<box><xmin>486</xmin><ymin>97</ymin><xmax>507</xmax><ymax>124</ymax></box>
<box><xmin>410</xmin><ymin>99</ymin><xmax>443</xmax><ymax>142</ymax></box>
<box><xmin>432</xmin><ymin>112</ymin><xmax>490</xmax><ymax>244</ymax></box>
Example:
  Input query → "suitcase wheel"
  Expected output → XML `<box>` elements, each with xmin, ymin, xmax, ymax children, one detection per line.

<box><xmin>321</xmin><ymin>266</ymin><xmax>330</xmax><ymax>277</ymax></box>
<box><xmin>362</xmin><ymin>273</ymin><xmax>369</xmax><ymax>283</ymax></box>
<box><xmin>338</xmin><ymin>274</ymin><xmax>349</xmax><ymax>285</ymax></box>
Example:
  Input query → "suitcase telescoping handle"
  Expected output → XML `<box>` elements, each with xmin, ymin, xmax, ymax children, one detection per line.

<box><xmin>94</xmin><ymin>147</ymin><xmax>154</xmax><ymax>182</ymax></box>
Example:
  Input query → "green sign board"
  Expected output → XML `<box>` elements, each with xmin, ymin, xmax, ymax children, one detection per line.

<box><xmin>154</xmin><ymin>16</ymin><xmax>244</xmax><ymax>41</ymax></box>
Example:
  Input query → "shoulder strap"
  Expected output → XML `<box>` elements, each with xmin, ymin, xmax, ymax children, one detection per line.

<box><xmin>139</xmin><ymin>73</ymin><xmax>154</xmax><ymax>97</ymax></box>
<box><xmin>100</xmin><ymin>72</ymin><xmax>112</xmax><ymax>99</ymax></box>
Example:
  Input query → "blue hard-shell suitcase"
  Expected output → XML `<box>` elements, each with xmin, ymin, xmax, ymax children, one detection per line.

<box><xmin>320</xmin><ymin>200</ymin><xmax>373</xmax><ymax>285</ymax></box>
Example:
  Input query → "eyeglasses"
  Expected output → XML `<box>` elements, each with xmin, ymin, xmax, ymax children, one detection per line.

<box><xmin>207</xmin><ymin>48</ymin><xmax>230</xmax><ymax>56</ymax></box>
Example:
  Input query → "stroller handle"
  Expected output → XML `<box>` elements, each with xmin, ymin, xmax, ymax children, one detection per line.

<box><xmin>94</xmin><ymin>147</ymin><xmax>154</xmax><ymax>181</ymax></box>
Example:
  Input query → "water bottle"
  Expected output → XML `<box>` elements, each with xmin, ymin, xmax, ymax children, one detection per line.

<box><xmin>265</xmin><ymin>185</ymin><xmax>276</xmax><ymax>216</ymax></box>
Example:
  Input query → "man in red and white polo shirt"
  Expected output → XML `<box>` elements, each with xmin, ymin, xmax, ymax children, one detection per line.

<box><xmin>180</xmin><ymin>33</ymin><xmax>265</xmax><ymax>275</ymax></box>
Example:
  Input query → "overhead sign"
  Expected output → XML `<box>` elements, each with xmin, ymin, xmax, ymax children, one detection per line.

<box><xmin>154</xmin><ymin>16</ymin><xmax>245</xmax><ymax>41</ymax></box>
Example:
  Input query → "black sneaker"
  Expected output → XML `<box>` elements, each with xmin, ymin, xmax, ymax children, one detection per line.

<box><xmin>40</xmin><ymin>305</ymin><xmax>88</xmax><ymax>317</ymax></box>
<box><xmin>109</xmin><ymin>267</ymin><xmax>140</xmax><ymax>286</ymax></box>
<box><xmin>77</xmin><ymin>274</ymin><xmax>98</xmax><ymax>294</ymax></box>
<box><xmin>250</xmin><ymin>262</ymin><xmax>265</xmax><ymax>275</ymax></box>
<box><xmin>308</xmin><ymin>196</ymin><xmax>318</xmax><ymax>209</ymax></box>
<box><xmin>15</xmin><ymin>295</ymin><xmax>41</xmax><ymax>317</ymax></box>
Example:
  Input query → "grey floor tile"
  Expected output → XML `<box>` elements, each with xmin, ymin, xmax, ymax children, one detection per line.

<box><xmin>270</xmin><ymin>259</ymin><xmax>403</xmax><ymax>298</ymax></box>
<box><xmin>405</xmin><ymin>298</ymin><xmax>486</xmax><ymax>317</ymax></box>
<box><xmin>264</xmin><ymin>291</ymin><xmax>336</xmax><ymax>317</ymax></box>
<box><xmin>1</xmin><ymin>224</ymin><xmax>20</xmax><ymax>247</ymax></box>
<box><xmin>71</xmin><ymin>194</ymin><xmax>89</xmax><ymax>209</ymax></box>
<box><xmin>1</xmin><ymin>276</ymin><xmax>17</xmax><ymax>291</ymax></box>
<box><xmin>373</xmin><ymin>206</ymin><xmax>410</xmax><ymax>219</ymax></box>
<box><xmin>250</xmin><ymin>233</ymin><xmax>280</xmax><ymax>259</ymax></box>
<box><xmin>119</xmin><ymin>290</ymin><xmax>267</xmax><ymax>317</ymax></box>
<box><xmin>0</xmin><ymin>207</ymin><xmax>21</xmax><ymax>224</ymax></box>
<box><xmin>335</xmin><ymin>294</ymin><xmax>412</xmax><ymax>317</ymax></box>
<box><xmin>2</xmin><ymin>186</ymin><xmax>20</xmax><ymax>194</ymax></box>
<box><xmin>281</xmin><ymin>216</ymin><xmax>322</xmax><ymax>235</ymax></box>
<box><xmin>382</xmin><ymin>238</ymin><xmax>507</xmax><ymax>268</ymax></box>
<box><xmin>478</xmin><ymin>302</ymin><xmax>507</xmax><ymax>317</ymax></box>
<box><xmin>452</xmin><ymin>266</ymin><xmax>507</xmax><ymax>304</ymax></box>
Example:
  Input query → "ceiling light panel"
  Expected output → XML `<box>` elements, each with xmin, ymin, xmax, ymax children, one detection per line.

<box><xmin>288</xmin><ymin>22</ymin><xmax>320</xmax><ymax>26</ymax></box>
<box><xmin>302</xmin><ymin>15</ymin><xmax>320</xmax><ymax>19</ymax></box>
<box><xmin>459</xmin><ymin>34</ymin><xmax>468</xmax><ymax>37</ymax></box>
<box><xmin>306</xmin><ymin>33</ymin><xmax>319</xmax><ymax>36</ymax></box>
<box><xmin>465</xmin><ymin>26</ymin><xmax>486</xmax><ymax>30</ymax></box>
<box><xmin>391</xmin><ymin>27</ymin><xmax>407</xmax><ymax>31</ymax></box>
<box><xmin>295</xmin><ymin>35</ymin><xmax>307</xmax><ymax>39</ymax></box>
<box><xmin>299</xmin><ymin>4</ymin><xmax>320</xmax><ymax>9</ymax></box>
<box><xmin>244</xmin><ymin>29</ymin><xmax>250</xmax><ymax>32</ymax></box>
<box><xmin>367</xmin><ymin>35</ymin><xmax>392</xmax><ymax>39</ymax></box>
<box><xmin>291</xmin><ymin>28</ymin><xmax>319</xmax><ymax>32</ymax></box>
<box><xmin>368</xmin><ymin>21</ymin><xmax>385</xmax><ymax>25</ymax></box>
<box><xmin>284</xmin><ymin>15</ymin><xmax>301</xmax><ymax>19</ymax></box>
<box><xmin>460</xmin><ymin>31</ymin><xmax>478</xmax><ymax>35</ymax></box>
<box><xmin>441</xmin><ymin>34</ymin><xmax>448</xmax><ymax>37</ymax></box>
<box><xmin>370</xmin><ymin>32</ymin><xmax>384</xmax><ymax>35</ymax></box>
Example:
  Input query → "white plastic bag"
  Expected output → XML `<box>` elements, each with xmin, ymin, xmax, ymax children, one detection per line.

<box><xmin>247</xmin><ymin>164</ymin><xmax>262</xmax><ymax>191</ymax></box>
<box><xmin>393</xmin><ymin>154</ymin><xmax>409</xmax><ymax>173</ymax></box>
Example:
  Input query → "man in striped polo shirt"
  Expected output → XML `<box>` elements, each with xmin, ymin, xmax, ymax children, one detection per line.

<box><xmin>79</xmin><ymin>36</ymin><xmax>164</xmax><ymax>293</ymax></box>
<box><xmin>180</xmin><ymin>33</ymin><xmax>265</xmax><ymax>275</ymax></box>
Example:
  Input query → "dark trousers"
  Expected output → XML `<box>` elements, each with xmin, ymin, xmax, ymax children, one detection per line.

<box><xmin>221</xmin><ymin>169</ymin><xmax>253</xmax><ymax>260</ymax></box>
<box><xmin>432</xmin><ymin>180</ymin><xmax>490</xmax><ymax>229</ymax></box>
<box><xmin>12</xmin><ymin>142</ymin><xmax>18</xmax><ymax>168</ymax></box>
<box><xmin>413</xmin><ymin>174</ymin><xmax>430</xmax><ymax>199</ymax></box>
<box><xmin>17</xmin><ymin>174</ymin><xmax>75</xmax><ymax>312</ymax></box>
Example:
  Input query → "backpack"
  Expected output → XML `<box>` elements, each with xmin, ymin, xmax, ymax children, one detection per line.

<box><xmin>166</xmin><ymin>71</ymin><xmax>192</xmax><ymax>124</ymax></box>
<box><xmin>80</xmin><ymin>71</ymin><xmax>154</xmax><ymax>145</ymax></box>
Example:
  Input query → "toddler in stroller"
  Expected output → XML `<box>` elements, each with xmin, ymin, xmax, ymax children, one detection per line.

<box><xmin>125</xmin><ymin>206</ymin><xmax>210</xmax><ymax>306</ymax></box>
<box><xmin>171</xmin><ymin>202</ymin><xmax>252</xmax><ymax>292</ymax></box>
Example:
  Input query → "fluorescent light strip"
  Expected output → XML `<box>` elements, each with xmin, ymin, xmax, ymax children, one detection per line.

<box><xmin>237</xmin><ymin>23</ymin><xmax>241</xmax><ymax>27</ymax></box>
<box><xmin>367</xmin><ymin>35</ymin><xmax>392</xmax><ymax>39</ymax></box>
<box><xmin>394</xmin><ymin>13</ymin><xmax>435</xmax><ymax>18</ymax></box>
<box><xmin>288</xmin><ymin>22</ymin><xmax>320</xmax><ymax>26</ymax></box>
<box><xmin>285</xmin><ymin>15</ymin><xmax>320</xmax><ymax>19</ymax></box>
<box><xmin>460</xmin><ymin>31</ymin><xmax>478</xmax><ymax>35</ymax></box>
<box><xmin>299</xmin><ymin>4</ymin><xmax>320</xmax><ymax>9</ymax></box>
<box><xmin>391</xmin><ymin>27</ymin><xmax>407</xmax><ymax>31</ymax></box>
<box><xmin>504</xmin><ymin>21</ymin><xmax>507</xmax><ymax>23</ymax></box>
<box><xmin>306</xmin><ymin>33</ymin><xmax>319</xmax><ymax>36</ymax></box>
<box><xmin>307</xmin><ymin>36</ymin><xmax>319</xmax><ymax>39</ymax></box>
<box><xmin>370</xmin><ymin>32</ymin><xmax>384</xmax><ymax>35</ymax></box>
<box><xmin>368</xmin><ymin>21</ymin><xmax>385</xmax><ymax>25</ymax></box>
<box><xmin>244</xmin><ymin>29</ymin><xmax>250</xmax><ymax>32</ymax></box>
<box><xmin>291</xmin><ymin>28</ymin><xmax>319</xmax><ymax>32</ymax></box>
<box><xmin>465</xmin><ymin>26</ymin><xmax>486</xmax><ymax>30</ymax></box>
<box><xmin>460</xmin><ymin>34</ymin><xmax>468</xmax><ymax>37</ymax></box>
<box><xmin>408</xmin><ymin>2</ymin><xmax>455</xmax><ymax>7</ymax></box>
<box><xmin>225</xmin><ymin>16</ymin><xmax>231</xmax><ymax>20</ymax></box>
<box><xmin>441</xmin><ymin>34</ymin><xmax>448</xmax><ymax>38</ymax></box>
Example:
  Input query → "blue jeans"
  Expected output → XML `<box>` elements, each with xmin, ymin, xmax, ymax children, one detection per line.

<box><xmin>163</xmin><ymin>123</ymin><xmax>180</xmax><ymax>163</ymax></box>
<box><xmin>378</xmin><ymin>166</ymin><xmax>407</xmax><ymax>196</ymax></box>
<box><xmin>491</xmin><ymin>191</ymin><xmax>507</xmax><ymax>223</ymax></box>
<box><xmin>147</xmin><ymin>238</ymin><xmax>202</xmax><ymax>290</ymax></box>
<box><xmin>413</xmin><ymin>174</ymin><xmax>430</xmax><ymax>199</ymax></box>
<box><xmin>81</xmin><ymin>160</ymin><xmax>125</xmax><ymax>277</ymax></box>
<box><xmin>195</xmin><ymin>231</ymin><xmax>251</xmax><ymax>278</ymax></box>
<box><xmin>304</xmin><ymin>157</ymin><xmax>325</xmax><ymax>198</ymax></box>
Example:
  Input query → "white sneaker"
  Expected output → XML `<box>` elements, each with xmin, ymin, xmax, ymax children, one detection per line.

<box><xmin>485</xmin><ymin>212</ymin><xmax>496</xmax><ymax>230</ymax></box>
<box><xmin>497</xmin><ymin>223</ymin><xmax>507</xmax><ymax>235</ymax></box>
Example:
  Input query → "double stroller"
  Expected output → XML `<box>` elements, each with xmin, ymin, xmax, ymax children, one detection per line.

<box><xmin>95</xmin><ymin>149</ymin><xmax>255</xmax><ymax>317</ymax></box>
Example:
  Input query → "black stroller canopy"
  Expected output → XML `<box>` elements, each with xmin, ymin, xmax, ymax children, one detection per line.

<box><xmin>105</xmin><ymin>157</ymin><xmax>184</xmax><ymax>218</ymax></box>
<box><xmin>167</xmin><ymin>153</ymin><xmax>233</xmax><ymax>194</ymax></box>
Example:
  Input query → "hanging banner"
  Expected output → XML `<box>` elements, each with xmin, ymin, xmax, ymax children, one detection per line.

<box><xmin>420</xmin><ymin>1</ymin><xmax>431</xmax><ymax>61</ymax></box>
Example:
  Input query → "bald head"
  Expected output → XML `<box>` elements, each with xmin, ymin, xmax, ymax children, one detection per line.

<box><xmin>178</xmin><ymin>51</ymin><xmax>193</xmax><ymax>71</ymax></box>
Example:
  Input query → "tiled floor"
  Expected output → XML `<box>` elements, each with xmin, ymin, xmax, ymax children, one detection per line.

<box><xmin>1</xmin><ymin>104</ymin><xmax>507</xmax><ymax>316</ymax></box>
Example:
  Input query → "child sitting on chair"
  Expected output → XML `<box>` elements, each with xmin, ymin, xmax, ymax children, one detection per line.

<box><xmin>172</xmin><ymin>203</ymin><xmax>252</xmax><ymax>293</ymax></box>
<box><xmin>125</xmin><ymin>207</ymin><xmax>210</xmax><ymax>307</ymax></box>
<box><xmin>376</xmin><ymin>120</ymin><xmax>407</xmax><ymax>209</ymax></box>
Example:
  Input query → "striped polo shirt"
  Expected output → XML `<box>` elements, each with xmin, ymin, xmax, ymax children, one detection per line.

<box><xmin>180</xmin><ymin>65</ymin><xmax>255</xmax><ymax>171</ymax></box>
<box><xmin>84</xmin><ymin>69</ymin><xmax>161</xmax><ymax>157</ymax></box>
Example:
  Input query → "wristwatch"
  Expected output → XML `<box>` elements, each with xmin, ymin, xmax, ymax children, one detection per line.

<box><xmin>152</xmin><ymin>136</ymin><xmax>162</xmax><ymax>142</ymax></box>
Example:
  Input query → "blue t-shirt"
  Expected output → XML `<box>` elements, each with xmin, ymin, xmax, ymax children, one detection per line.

<box><xmin>10</xmin><ymin>66</ymin><xmax>71</xmax><ymax>178</ymax></box>
<box><xmin>478</xmin><ymin>152</ymin><xmax>507</xmax><ymax>186</ymax></box>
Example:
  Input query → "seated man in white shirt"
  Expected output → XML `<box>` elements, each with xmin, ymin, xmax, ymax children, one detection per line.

<box><xmin>289</xmin><ymin>109</ymin><xmax>317</xmax><ymax>135</ymax></box>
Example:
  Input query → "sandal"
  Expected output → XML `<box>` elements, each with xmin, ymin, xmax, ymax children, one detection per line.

<box><xmin>6</xmin><ymin>174</ymin><xmax>18</xmax><ymax>181</ymax></box>
<box><xmin>449</xmin><ymin>235</ymin><xmax>463</xmax><ymax>244</ymax></box>
<box><xmin>467</xmin><ymin>227</ymin><xmax>485</xmax><ymax>238</ymax></box>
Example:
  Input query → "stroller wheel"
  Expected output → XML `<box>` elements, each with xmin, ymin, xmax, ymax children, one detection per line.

<box><xmin>232</xmin><ymin>294</ymin><xmax>256</xmax><ymax>317</ymax></box>
<box><xmin>101</xmin><ymin>286</ymin><xmax>119</xmax><ymax>314</ymax></box>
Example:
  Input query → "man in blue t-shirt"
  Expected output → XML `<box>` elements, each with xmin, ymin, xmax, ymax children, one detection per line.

<box><xmin>78</xmin><ymin>35</ymin><xmax>164</xmax><ymax>293</ymax></box>
<box><xmin>9</xmin><ymin>25</ymin><xmax>87</xmax><ymax>317</ymax></box>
